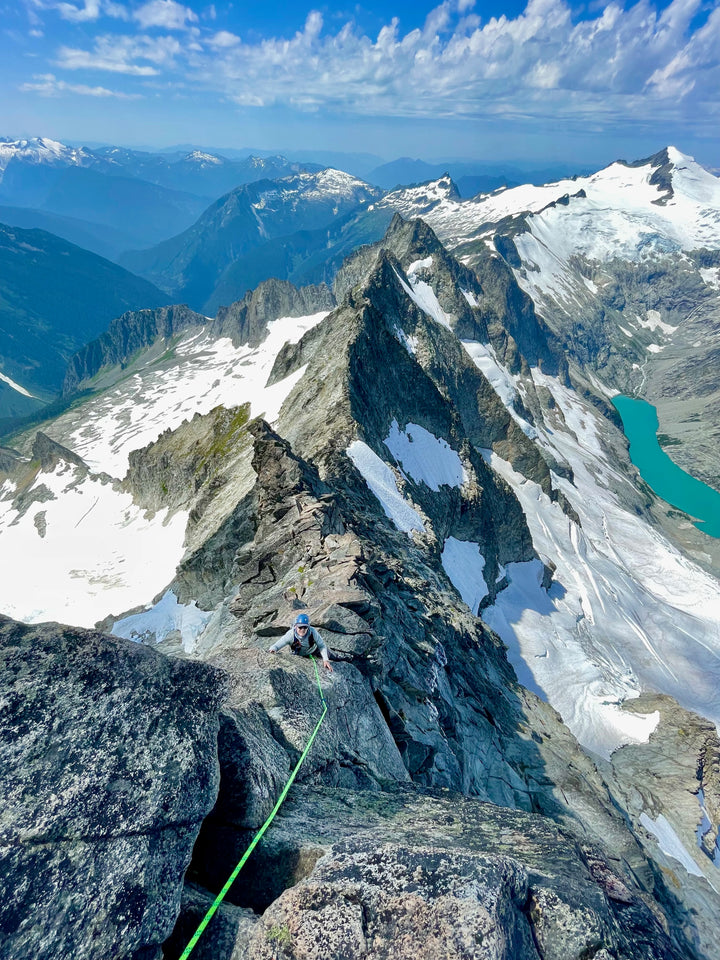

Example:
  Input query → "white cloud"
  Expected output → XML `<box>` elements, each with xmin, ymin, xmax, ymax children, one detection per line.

<box><xmin>52</xmin><ymin>0</ymin><xmax>128</xmax><ymax>21</ymax></box>
<box><xmin>178</xmin><ymin>0</ymin><xmax>717</xmax><ymax>129</ymax></box>
<box><xmin>56</xmin><ymin>0</ymin><xmax>101</xmax><ymax>21</ymax></box>
<box><xmin>33</xmin><ymin>0</ymin><xmax>720</xmax><ymax>132</ymax></box>
<box><xmin>56</xmin><ymin>34</ymin><xmax>183</xmax><ymax>73</ymax></box>
<box><xmin>20</xmin><ymin>72</ymin><xmax>142</xmax><ymax>98</ymax></box>
<box><xmin>207</xmin><ymin>30</ymin><xmax>240</xmax><ymax>49</ymax></box>
<box><xmin>133</xmin><ymin>0</ymin><xmax>197</xmax><ymax>30</ymax></box>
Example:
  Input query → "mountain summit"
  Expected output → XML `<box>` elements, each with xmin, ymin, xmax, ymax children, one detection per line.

<box><xmin>120</xmin><ymin>169</ymin><xmax>382</xmax><ymax>312</ymax></box>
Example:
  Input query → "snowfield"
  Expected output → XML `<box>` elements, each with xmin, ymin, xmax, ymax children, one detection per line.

<box><xmin>0</xmin><ymin>312</ymin><xmax>329</xmax><ymax>626</ymax></box>
<box><xmin>65</xmin><ymin>311</ymin><xmax>329</xmax><ymax>477</ymax></box>
<box><xmin>384</xmin><ymin>149</ymin><xmax>720</xmax><ymax>262</ymax></box>
<box><xmin>482</xmin><ymin>370</ymin><xmax>720</xmax><ymax>758</ymax></box>
<box><xmin>383</xmin><ymin>420</ymin><xmax>467</xmax><ymax>491</ymax></box>
<box><xmin>0</xmin><ymin>465</ymin><xmax>187</xmax><ymax>627</ymax></box>
<box><xmin>347</xmin><ymin>440</ymin><xmax>425</xmax><ymax>534</ymax></box>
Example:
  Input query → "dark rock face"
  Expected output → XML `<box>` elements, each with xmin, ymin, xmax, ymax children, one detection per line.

<box><xmin>468</xmin><ymin>239</ymin><xmax>567</xmax><ymax>378</ymax></box>
<box><xmin>276</xmin><ymin>244</ymin><xmax>554</xmax><ymax>501</ymax></box>
<box><xmin>209</xmin><ymin>278</ymin><xmax>335</xmax><ymax>348</ymax></box>
<box><xmin>335</xmin><ymin>213</ymin><xmax>567</xmax><ymax>381</ymax></box>
<box><xmin>61</xmin><ymin>304</ymin><xmax>206</xmax><ymax>396</ymax></box>
<box><xmin>31</xmin><ymin>431</ymin><xmax>87</xmax><ymax>472</ymax></box>
<box><xmin>0</xmin><ymin>445</ymin><xmax>23</xmax><ymax>476</ymax></box>
<box><xmin>0</xmin><ymin>615</ymin><xmax>228</xmax><ymax>960</ymax></box>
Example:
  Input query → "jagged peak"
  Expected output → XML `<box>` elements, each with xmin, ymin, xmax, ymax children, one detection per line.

<box><xmin>212</xmin><ymin>278</ymin><xmax>335</xmax><ymax>348</ymax></box>
<box><xmin>384</xmin><ymin>212</ymin><xmax>445</xmax><ymax>252</ymax></box>
<box><xmin>31</xmin><ymin>431</ymin><xmax>87</xmax><ymax>473</ymax></box>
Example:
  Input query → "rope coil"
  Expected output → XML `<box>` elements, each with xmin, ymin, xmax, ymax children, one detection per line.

<box><xmin>178</xmin><ymin>655</ymin><xmax>327</xmax><ymax>960</ymax></box>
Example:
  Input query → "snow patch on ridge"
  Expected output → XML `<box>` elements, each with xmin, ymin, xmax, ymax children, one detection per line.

<box><xmin>699</xmin><ymin>267</ymin><xmax>720</xmax><ymax>289</ymax></box>
<box><xmin>0</xmin><ymin>465</ymin><xmax>187</xmax><ymax>627</ymax></box>
<box><xmin>394</xmin><ymin>267</ymin><xmax>452</xmax><ymax>330</ymax></box>
<box><xmin>384</xmin><ymin>420</ymin><xmax>466</xmax><ymax>490</ymax></box>
<box><xmin>393</xmin><ymin>325</ymin><xmax>418</xmax><ymax>355</ymax></box>
<box><xmin>462</xmin><ymin>340</ymin><xmax>518</xmax><ymax>411</ymax></box>
<box><xmin>461</xmin><ymin>340</ymin><xmax>538</xmax><ymax>439</ymax></box>
<box><xmin>0</xmin><ymin>371</ymin><xmax>37</xmax><ymax>398</ymax></box>
<box><xmin>640</xmin><ymin>812</ymin><xmax>704</xmax><ymax>877</ymax></box>
<box><xmin>639</xmin><ymin>310</ymin><xmax>677</xmax><ymax>335</ymax></box>
<box><xmin>441</xmin><ymin>537</ymin><xmax>488</xmax><ymax>615</ymax></box>
<box><xmin>347</xmin><ymin>440</ymin><xmax>424</xmax><ymax>534</ymax></box>
<box><xmin>113</xmin><ymin>590</ymin><xmax>211</xmax><ymax>654</ymax></box>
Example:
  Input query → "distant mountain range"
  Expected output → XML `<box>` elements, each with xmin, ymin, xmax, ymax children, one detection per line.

<box><xmin>119</xmin><ymin>169</ymin><xmax>383</xmax><ymax>312</ymax></box>
<box><xmin>2</xmin><ymin>137</ymin><xmax>718</xmax><ymax>488</ymax></box>
<box><xmin>0</xmin><ymin>138</ymin><xmax>593</xmax><ymax>266</ymax></box>
<box><xmin>0</xmin><ymin>138</ymin><xmax>326</xmax><ymax>260</ymax></box>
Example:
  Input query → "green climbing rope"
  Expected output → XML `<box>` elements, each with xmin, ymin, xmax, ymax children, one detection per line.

<box><xmin>178</xmin><ymin>654</ymin><xmax>328</xmax><ymax>960</ymax></box>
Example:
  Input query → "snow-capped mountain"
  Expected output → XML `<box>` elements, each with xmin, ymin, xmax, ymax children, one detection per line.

<box><xmin>0</xmin><ymin>136</ymin><xmax>102</xmax><ymax>180</ymax></box>
<box><xmin>380</xmin><ymin>147</ymin><xmax>720</xmax><ymax>255</ymax></box>
<box><xmin>380</xmin><ymin>148</ymin><xmax>720</xmax><ymax>498</ymax></box>
<box><xmin>183</xmin><ymin>150</ymin><xmax>224</xmax><ymax>167</ymax></box>
<box><xmin>120</xmin><ymin>169</ymin><xmax>383</xmax><ymax>312</ymax></box>
<box><xmin>3</xmin><ymin>152</ymin><xmax>720</xmax><ymax>959</ymax></box>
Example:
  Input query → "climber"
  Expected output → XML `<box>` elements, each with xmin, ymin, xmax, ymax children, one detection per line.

<box><xmin>268</xmin><ymin>612</ymin><xmax>333</xmax><ymax>671</ymax></box>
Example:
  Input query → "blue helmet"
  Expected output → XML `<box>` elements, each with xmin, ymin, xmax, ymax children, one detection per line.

<box><xmin>295</xmin><ymin>613</ymin><xmax>310</xmax><ymax>626</ymax></box>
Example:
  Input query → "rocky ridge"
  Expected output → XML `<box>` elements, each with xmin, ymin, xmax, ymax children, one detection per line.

<box><xmin>3</xmin><ymin>213</ymin><xmax>720</xmax><ymax>959</ymax></box>
<box><xmin>61</xmin><ymin>304</ymin><xmax>207</xmax><ymax>397</ymax></box>
<box><xmin>209</xmin><ymin>279</ymin><xmax>335</xmax><ymax>348</ymax></box>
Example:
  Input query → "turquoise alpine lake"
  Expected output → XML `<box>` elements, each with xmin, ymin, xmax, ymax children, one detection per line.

<box><xmin>612</xmin><ymin>395</ymin><xmax>720</xmax><ymax>539</ymax></box>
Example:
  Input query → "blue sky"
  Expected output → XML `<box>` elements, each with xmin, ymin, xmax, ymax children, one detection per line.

<box><xmin>2</xmin><ymin>0</ymin><xmax>719</xmax><ymax>166</ymax></box>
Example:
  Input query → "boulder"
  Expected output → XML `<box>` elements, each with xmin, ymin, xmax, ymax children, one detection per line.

<box><xmin>0</xmin><ymin>615</ymin><xmax>228</xmax><ymax>960</ymax></box>
<box><xmin>230</xmin><ymin>786</ymin><xmax>684</xmax><ymax>960</ymax></box>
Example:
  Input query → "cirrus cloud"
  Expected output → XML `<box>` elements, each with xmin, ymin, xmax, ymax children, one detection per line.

<box><xmin>19</xmin><ymin>71</ymin><xmax>143</xmax><ymax>97</ymax></box>
<box><xmin>55</xmin><ymin>33</ymin><xmax>184</xmax><ymax>73</ymax></box>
